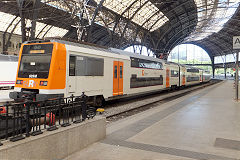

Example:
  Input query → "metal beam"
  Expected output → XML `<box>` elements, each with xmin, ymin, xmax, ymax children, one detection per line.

<box><xmin>30</xmin><ymin>0</ymin><xmax>41</xmax><ymax>40</ymax></box>
<box><xmin>4</xmin><ymin>19</ymin><xmax>21</xmax><ymax>53</ymax></box>
<box><xmin>87</xmin><ymin>0</ymin><xmax>105</xmax><ymax>42</ymax></box>
<box><xmin>17</xmin><ymin>0</ymin><xmax>27</xmax><ymax>42</ymax></box>
<box><xmin>36</xmin><ymin>24</ymin><xmax>48</xmax><ymax>39</ymax></box>
<box><xmin>2</xmin><ymin>16</ymin><xmax>18</xmax><ymax>54</ymax></box>
<box><xmin>119</xmin><ymin>1</ymin><xmax>149</xmax><ymax>45</ymax></box>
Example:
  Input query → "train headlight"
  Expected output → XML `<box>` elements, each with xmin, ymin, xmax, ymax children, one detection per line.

<box><xmin>40</xmin><ymin>81</ymin><xmax>48</xmax><ymax>86</ymax></box>
<box><xmin>16</xmin><ymin>80</ymin><xmax>23</xmax><ymax>84</ymax></box>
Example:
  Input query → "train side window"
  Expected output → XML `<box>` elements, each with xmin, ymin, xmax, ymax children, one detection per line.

<box><xmin>171</xmin><ymin>70</ymin><xmax>179</xmax><ymax>77</ymax></box>
<box><xmin>187</xmin><ymin>68</ymin><xmax>199</xmax><ymax>73</ymax></box>
<box><xmin>120</xmin><ymin>66</ymin><xmax>123</xmax><ymax>78</ymax></box>
<box><xmin>130</xmin><ymin>74</ymin><xmax>163</xmax><ymax>88</ymax></box>
<box><xmin>69</xmin><ymin>56</ymin><xmax>76</xmax><ymax>76</ymax></box>
<box><xmin>76</xmin><ymin>56</ymin><xmax>85</xmax><ymax>76</ymax></box>
<box><xmin>114</xmin><ymin>66</ymin><xmax>118</xmax><ymax>78</ymax></box>
<box><xmin>130</xmin><ymin>57</ymin><xmax>162</xmax><ymax>70</ymax></box>
<box><xmin>131</xmin><ymin>57</ymin><xmax>139</xmax><ymax>67</ymax></box>
<box><xmin>75</xmin><ymin>56</ymin><xmax>104</xmax><ymax>76</ymax></box>
<box><xmin>139</xmin><ymin>59</ymin><xmax>163</xmax><ymax>70</ymax></box>
<box><xmin>85</xmin><ymin>57</ymin><xmax>104</xmax><ymax>76</ymax></box>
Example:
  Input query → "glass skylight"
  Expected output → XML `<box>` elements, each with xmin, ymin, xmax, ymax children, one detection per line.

<box><xmin>186</xmin><ymin>0</ymin><xmax>239</xmax><ymax>41</ymax></box>
<box><xmin>41</xmin><ymin>0</ymin><xmax>94</xmax><ymax>22</ymax></box>
<box><xmin>95</xmin><ymin>0</ymin><xmax>169</xmax><ymax>31</ymax></box>
<box><xmin>0</xmin><ymin>11</ymin><xmax>68</xmax><ymax>39</ymax></box>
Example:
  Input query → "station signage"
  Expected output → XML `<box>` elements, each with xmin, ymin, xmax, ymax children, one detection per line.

<box><xmin>233</xmin><ymin>36</ymin><xmax>240</xmax><ymax>49</ymax></box>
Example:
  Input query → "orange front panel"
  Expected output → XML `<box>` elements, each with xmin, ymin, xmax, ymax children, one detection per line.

<box><xmin>166</xmin><ymin>69</ymin><xmax>170</xmax><ymax>88</ymax></box>
<box><xmin>15</xmin><ymin>42</ymin><xmax>66</xmax><ymax>90</ymax></box>
<box><xmin>48</xmin><ymin>42</ymin><xmax>66</xmax><ymax>89</ymax></box>
<box><xmin>113</xmin><ymin>61</ymin><xmax>119</xmax><ymax>96</ymax></box>
<box><xmin>118</xmin><ymin>61</ymin><xmax>123</xmax><ymax>95</ymax></box>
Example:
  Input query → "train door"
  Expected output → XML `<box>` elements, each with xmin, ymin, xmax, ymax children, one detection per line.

<box><xmin>68</xmin><ymin>55</ymin><xmax>77</xmax><ymax>94</ymax></box>
<box><xmin>200</xmin><ymin>70</ymin><xmax>203</xmax><ymax>82</ymax></box>
<box><xmin>182</xmin><ymin>69</ymin><xmax>186</xmax><ymax>86</ymax></box>
<box><xmin>166</xmin><ymin>68</ymin><xmax>170</xmax><ymax>88</ymax></box>
<box><xmin>182</xmin><ymin>68</ymin><xmax>186</xmax><ymax>86</ymax></box>
<box><xmin>113</xmin><ymin>61</ymin><xmax>123</xmax><ymax>96</ymax></box>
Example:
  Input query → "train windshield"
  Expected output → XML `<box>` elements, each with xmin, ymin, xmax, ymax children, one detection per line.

<box><xmin>18</xmin><ymin>44</ymin><xmax>53</xmax><ymax>79</ymax></box>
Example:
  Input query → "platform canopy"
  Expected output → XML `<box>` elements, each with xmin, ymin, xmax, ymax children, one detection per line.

<box><xmin>0</xmin><ymin>0</ymin><xmax>239</xmax><ymax>59</ymax></box>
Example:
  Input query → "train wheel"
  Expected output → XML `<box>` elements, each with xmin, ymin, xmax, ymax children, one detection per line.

<box><xmin>86</xmin><ymin>106</ymin><xmax>96</xmax><ymax>119</ymax></box>
<box><xmin>94</xmin><ymin>96</ymin><xmax>104</xmax><ymax>107</ymax></box>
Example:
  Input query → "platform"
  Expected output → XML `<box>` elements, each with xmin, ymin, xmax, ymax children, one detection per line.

<box><xmin>66</xmin><ymin>80</ymin><xmax>240</xmax><ymax>160</ymax></box>
<box><xmin>0</xmin><ymin>89</ymin><xmax>12</xmax><ymax>105</ymax></box>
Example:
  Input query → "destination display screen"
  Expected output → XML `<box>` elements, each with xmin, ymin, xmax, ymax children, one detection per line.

<box><xmin>22</xmin><ymin>44</ymin><xmax>53</xmax><ymax>55</ymax></box>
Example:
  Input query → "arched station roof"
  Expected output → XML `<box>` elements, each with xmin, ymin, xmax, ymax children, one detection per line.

<box><xmin>0</xmin><ymin>0</ymin><xmax>239</xmax><ymax>60</ymax></box>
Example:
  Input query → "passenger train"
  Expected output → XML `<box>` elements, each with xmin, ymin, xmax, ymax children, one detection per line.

<box><xmin>9</xmin><ymin>39</ymin><xmax>211</xmax><ymax>106</ymax></box>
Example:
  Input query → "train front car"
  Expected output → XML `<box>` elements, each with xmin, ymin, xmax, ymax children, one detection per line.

<box><xmin>9</xmin><ymin>41</ymin><xmax>66</xmax><ymax>101</ymax></box>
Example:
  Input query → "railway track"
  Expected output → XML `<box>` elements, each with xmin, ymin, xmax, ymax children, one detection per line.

<box><xmin>105</xmin><ymin>79</ymin><xmax>222</xmax><ymax>123</ymax></box>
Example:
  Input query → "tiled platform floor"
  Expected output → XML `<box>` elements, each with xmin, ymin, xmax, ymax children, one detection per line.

<box><xmin>66</xmin><ymin>80</ymin><xmax>240</xmax><ymax>160</ymax></box>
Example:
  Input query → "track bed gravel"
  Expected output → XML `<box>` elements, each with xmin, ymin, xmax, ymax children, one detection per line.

<box><xmin>104</xmin><ymin>80</ymin><xmax>222</xmax><ymax>123</ymax></box>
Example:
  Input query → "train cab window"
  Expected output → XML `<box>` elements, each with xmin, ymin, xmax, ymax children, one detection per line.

<box><xmin>120</xmin><ymin>66</ymin><xmax>123</xmax><ymax>78</ymax></box>
<box><xmin>69</xmin><ymin>56</ymin><xmax>76</xmax><ymax>76</ymax></box>
<box><xmin>114</xmin><ymin>66</ymin><xmax>118</xmax><ymax>78</ymax></box>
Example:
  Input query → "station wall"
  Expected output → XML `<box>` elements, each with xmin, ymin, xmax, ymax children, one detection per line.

<box><xmin>0</xmin><ymin>31</ymin><xmax>22</xmax><ymax>55</ymax></box>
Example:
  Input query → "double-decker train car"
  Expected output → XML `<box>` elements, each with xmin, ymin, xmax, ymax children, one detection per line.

<box><xmin>9</xmin><ymin>39</ymin><xmax>211</xmax><ymax>106</ymax></box>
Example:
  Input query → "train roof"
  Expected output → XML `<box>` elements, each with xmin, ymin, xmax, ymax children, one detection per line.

<box><xmin>25</xmin><ymin>39</ymin><xmax>116</xmax><ymax>54</ymax></box>
<box><xmin>25</xmin><ymin>39</ymin><xmax>167</xmax><ymax>63</ymax></box>
<box><xmin>24</xmin><ymin>39</ymin><xmax>208</xmax><ymax>73</ymax></box>
<box><xmin>110</xmin><ymin>48</ymin><xmax>166</xmax><ymax>64</ymax></box>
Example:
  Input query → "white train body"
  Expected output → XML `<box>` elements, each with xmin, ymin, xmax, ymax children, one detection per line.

<box><xmin>0</xmin><ymin>55</ymin><xmax>18</xmax><ymax>88</ymax></box>
<box><xmin>11</xmin><ymin>40</ymin><xmax>211</xmax><ymax>104</ymax></box>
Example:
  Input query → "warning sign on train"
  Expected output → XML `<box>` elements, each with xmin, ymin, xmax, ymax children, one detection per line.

<box><xmin>233</xmin><ymin>36</ymin><xmax>240</xmax><ymax>49</ymax></box>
